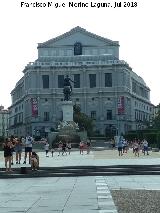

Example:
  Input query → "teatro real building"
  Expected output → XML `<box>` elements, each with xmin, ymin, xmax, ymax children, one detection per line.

<box><xmin>8</xmin><ymin>26</ymin><xmax>154</xmax><ymax>137</ymax></box>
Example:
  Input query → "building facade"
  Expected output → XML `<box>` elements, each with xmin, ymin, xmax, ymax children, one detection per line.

<box><xmin>0</xmin><ymin>105</ymin><xmax>9</xmax><ymax>137</ymax></box>
<box><xmin>9</xmin><ymin>26</ymin><xmax>154</xmax><ymax>137</ymax></box>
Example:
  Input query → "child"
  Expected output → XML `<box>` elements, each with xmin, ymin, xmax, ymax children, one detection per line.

<box><xmin>30</xmin><ymin>152</ymin><xmax>39</xmax><ymax>171</ymax></box>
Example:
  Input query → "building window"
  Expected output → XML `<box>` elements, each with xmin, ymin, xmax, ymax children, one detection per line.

<box><xmin>42</xmin><ymin>75</ymin><xmax>49</xmax><ymax>89</ymax></box>
<box><xmin>44</xmin><ymin>112</ymin><xmax>49</xmax><ymax>121</ymax></box>
<box><xmin>91</xmin><ymin>111</ymin><xmax>96</xmax><ymax>120</ymax></box>
<box><xmin>89</xmin><ymin>74</ymin><xmax>96</xmax><ymax>88</ymax></box>
<box><xmin>107</xmin><ymin>110</ymin><xmax>112</xmax><ymax>120</ymax></box>
<box><xmin>74</xmin><ymin>74</ymin><xmax>80</xmax><ymax>88</ymax></box>
<box><xmin>58</xmin><ymin>75</ymin><xmax>64</xmax><ymax>88</ymax></box>
<box><xmin>74</xmin><ymin>42</ymin><xmax>82</xmax><ymax>55</ymax></box>
<box><xmin>105</xmin><ymin>73</ymin><xmax>112</xmax><ymax>87</ymax></box>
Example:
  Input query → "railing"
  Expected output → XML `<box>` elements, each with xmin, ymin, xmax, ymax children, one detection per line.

<box><xmin>26</xmin><ymin>59</ymin><xmax>127</xmax><ymax>68</ymax></box>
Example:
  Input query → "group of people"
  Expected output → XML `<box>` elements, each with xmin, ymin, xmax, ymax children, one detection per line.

<box><xmin>44</xmin><ymin>140</ymin><xmax>72</xmax><ymax>157</ymax></box>
<box><xmin>43</xmin><ymin>139</ymin><xmax>91</xmax><ymax>157</ymax></box>
<box><xmin>2</xmin><ymin>135</ymin><xmax>39</xmax><ymax>172</ymax></box>
<box><xmin>117</xmin><ymin>138</ymin><xmax>149</xmax><ymax>157</ymax></box>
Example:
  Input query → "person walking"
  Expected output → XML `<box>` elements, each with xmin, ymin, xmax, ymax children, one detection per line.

<box><xmin>66</xmin><ymin>141</ymin><xmax>72</xmax><ymax>155</ymax></box>
<box><xmin>62</xmin><ymin>142</ymin><xmax>67</xmax><ymax>156</ymax></box>
<box><xmin>143</xmin><ymin>139</ymin><xmax>149</xmax><ymax>155</ymax></box>
<box><xmin>117</xmin><ymin>139</ymin><xmax>123</xmax><ymax>156</ymax></box>
<box><xmin>44</xmin><ymin>141</ymin><xmax>49</xmax><ymax>157</ymax></box>
<box><xmin>86</xmin><ymin>140</ymin><xmax>91</xmax><ymax>154</ymax></box>
<box><xmin>133</xmin><ymin>140</ymin><xmax>140</xmax><ymax>157</ymax></box>
<box><xmin>79</xmin><ymin>141</ymin><xmax>84</xmax><ymax>155</ymax></box>
<box><xmin>57</xmin><ymin>141</ymin><xmax>62</xmax><ymax>156</ymax></box>
<box><xmin>10</xmin><ymin>136</ymin><xmax>16</xmax><ymax>165</ymax></box>
<box><xmin>50</xmin><ymin>147</ymin><xmax>54</xmax><ymax>157</ymax></box>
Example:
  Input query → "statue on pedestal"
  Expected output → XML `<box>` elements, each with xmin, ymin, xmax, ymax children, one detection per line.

<box><xmin>63</xmin><ymin>75</ymin><xmax>75</xmax><ymax>101</ymax></box>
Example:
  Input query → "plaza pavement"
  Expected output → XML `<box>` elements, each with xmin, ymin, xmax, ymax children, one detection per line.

<box><xmin>0</xmin><ymin>149</ymin><xmax>160</xmax><ymax>213</ymax></box>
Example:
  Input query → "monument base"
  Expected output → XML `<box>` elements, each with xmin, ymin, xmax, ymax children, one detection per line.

<box><xmin>62</xmin><ymin>101</ymin><xmax>73</xmax><ymax>121</ymax></box>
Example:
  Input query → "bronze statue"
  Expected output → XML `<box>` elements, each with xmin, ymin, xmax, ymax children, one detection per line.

<box><xmin>63</xmin><ymin>75</ymin><xmax>75</xmax><ymax>101</ymax></box>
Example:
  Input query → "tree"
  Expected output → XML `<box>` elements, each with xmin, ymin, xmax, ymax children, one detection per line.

<box><xmin>152</xmin><ymin>104</ymin><xmax>160</xmax><ymax>129</ymax></box>
<box><xmin>73</xmin><ymin>105</ymin><xmax>94</xmax><ymax>135</ymax></box>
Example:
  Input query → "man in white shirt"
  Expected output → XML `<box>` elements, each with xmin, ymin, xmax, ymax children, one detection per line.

<box><xmin>143</xmin><ymin>139</ymin><xmax>149</xmax><ymax>155</ymax></box>
<box><xmin>23</xmin><ymin>135</ymin><xmax>34</xmax><ymax>164</ymax></box>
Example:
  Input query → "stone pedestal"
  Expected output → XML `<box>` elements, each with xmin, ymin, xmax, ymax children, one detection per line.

<box><xmin>62</xmin><ymin>101</ymin><xmax>73</xmax><ymax>121</ymax></box>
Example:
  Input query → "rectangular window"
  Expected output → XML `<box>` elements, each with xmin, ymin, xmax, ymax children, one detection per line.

<box><xmin>105</xmin><ymin>73</ymin><xmax>112</xmax><ymax>87</ymax></box>
<box><xmin>91</xmin><ymin>111</ymin><xmax>96</xmax><ymax>120</ymax></box>
<box><xmin>74</xmin><ymin>74</ymin><xmax>80</xmax><ymax>88</ymax></box>
<box><xmin>44</xmin><ymin>112</ymin><xmax>49</xmax><ymax>121</ymax></box>
<box><xmin>89</xmin><ymin>74</ymin><xmax>96</xmax><ymax>88</ymax></box>
<box><xmin>107</xmin><ymin>110</ymin><xmax>112</xmax><ymax>120</ymax></box>
<box><xmin>58</xmin><ymin>75</ymin><xmax>64</xmax><ymax>88</ymax></box>
<box><xmin>42</xmin><ymin>75</ymin><xmax>49</xmax><ymax>89</ymax></box>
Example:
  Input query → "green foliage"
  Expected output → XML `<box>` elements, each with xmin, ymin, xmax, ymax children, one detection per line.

<box><xmin>152</xmin><ymin>105</ymin><xmax>160</xmax><ymax>129</ymax></box>
<box><xmin>124</xmin><ymin>132</ymin><xmax>138</xmax><ymax>141</ymax></box>
<box><xmin>73</xmin><ymin>104</ymin><xmax>94</xmax><ymax>136</ymax></box>
<box><xmin>125</xmin><ymin>130</ymin><xmax>160</xmax><ymax>148</ymax></box>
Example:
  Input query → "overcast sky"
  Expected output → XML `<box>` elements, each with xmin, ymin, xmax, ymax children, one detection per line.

<box><xmin>0</xmin><ymin>0</ymin><xmax>160</xmax><ymax>108</ymax></box>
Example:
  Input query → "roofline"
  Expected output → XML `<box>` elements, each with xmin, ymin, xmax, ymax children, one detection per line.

<box><xmin>37</xmin><ymin>26</ymin><xmax>119</xmax><ymax>48</ymax></box>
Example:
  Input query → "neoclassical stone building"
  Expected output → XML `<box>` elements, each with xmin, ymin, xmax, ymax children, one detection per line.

<box><xmin>0</xmin><ymin>105</ymin><xmax>9</xmax><ymax>137</ymax></box>
<box><xmin>8</xmin><ymin>26</ymin><xmax>154</xmax><ymax>137</ymax></box>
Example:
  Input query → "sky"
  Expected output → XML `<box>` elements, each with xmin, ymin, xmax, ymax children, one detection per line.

<box><xmin>0</xmin><ymin>0</ymin><xmax>160</xmax><ymax>109</ymax></box>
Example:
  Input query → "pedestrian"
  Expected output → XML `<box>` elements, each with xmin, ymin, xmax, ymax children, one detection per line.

<box><xmin>133</xmin><ymin>140</ymin><xmax>140</xmax><ymax>157</ymax></box>
<box><xmin>57</xmin><ymin>141</ymin><xmax>62</xmax><ymax>156</ymax></box>
<box><xmin>117</xmin><ymin>139</ymin><xmax>123</xmax><ymax>156</ymax></box>
<box><xmin>86</xmin><ymin>140</ymin><xmax>91</xmax><ymax>154</ymax></box>
<box><xmin>50</xmin><ymin>147</ymin><xmax>54</xmax><ymax>157</ymax></box>
<box><xmin>10</xmin><ymin>136</ymin><xmax>16</xmax><ymax>165</ymax></box>
<box><xmin>2</xmin><ymin>138</ymin><xmax>13</xmax><ymax>172</ymax></box>
<box><xmin>122</xmin><ymin>139</ymin><xmax>127</xmax><ymax>153</ymax></box>
<box><xmin>30</xmin><ymin>152</ymin><xmax>39</xmax><ymax>171</ymax></box>
<box><xmin>66</xmin><ymin>141</ymin><xmax>72</xmax><ymax>155</ymax></box>
<box><xmin>143</xmin><ymin>139</ymin><xmax>149</xmax><ymax>155</ymax></box>
<box><xmin>44</xmin><ymin>141</ymin><xmax>49</xmax><ymax>157</ymax></box>
<box><xmin>62</xmin><ymin>142</ymin><xmax>67</xmax><ymax>155</ymax></box>
<box><xmin>15</xmin><ymin>137</ymin><xmax>23</xmax><ymax>164</ymax></box>
<box><xmin>79</xmin><ymin>141</ymin><xmax>84</xmax><ymax>155</ymax></box>
<box><xmin>23</xmin><ymin>134</ymin><xmax>34</xmax><ymax>164</ymax></box>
